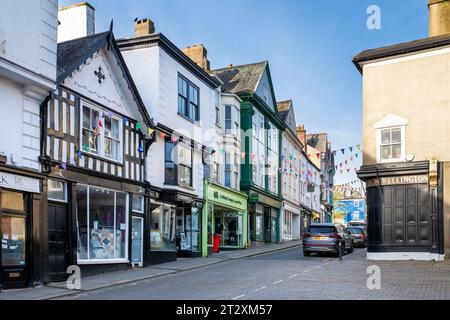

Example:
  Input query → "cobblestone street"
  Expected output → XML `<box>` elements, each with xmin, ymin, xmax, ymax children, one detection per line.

<box><xmin>52</xmin><ymin>247</ymin><xmax>450</xmax><ymax>300</ymax></box>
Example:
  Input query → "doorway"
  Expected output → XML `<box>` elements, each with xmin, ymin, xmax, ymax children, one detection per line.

<box><xmin>131</xmin><ymin>216</ymin><xmax>144</xmax><ymax>267</ymax></box>
<box><xmin>264</xmin><ymin>207</ymin><xmax>271</xmax><ymax>243</ymax></box>
<box><xmin>48</xmin><ymin>202</ymin><xmax>69</xmax><ymax>282</ymax></box>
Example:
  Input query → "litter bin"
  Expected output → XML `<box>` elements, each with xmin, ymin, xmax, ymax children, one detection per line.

<box><xmin>213</xmin><ymin>234</ymin><xmax>221</xmax><ymax>253</ymax></box>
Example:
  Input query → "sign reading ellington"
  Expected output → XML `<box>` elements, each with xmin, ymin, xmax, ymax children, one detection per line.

<box><xmin>366</xmin><ymin>175</ymin><xmax>429</xmax><ymax>188</ymax></box>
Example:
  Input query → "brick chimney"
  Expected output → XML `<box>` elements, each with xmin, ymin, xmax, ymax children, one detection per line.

<box><xmin>183</xmin><ymin>44</ymin><xmax>211</xmax><ymax>71</ymax></box>
<box><xmin>428</xmin><ymin>0</ymin><xmax>450</xmax><ymax>36</ymax></box>
<box><xmin>134</xmin><ymin>18</ymin><xmax>155</xmax><ymax>37</ymax></box>
<box><xmin>296</xmin><ymin>125</ymin><xmax>307</xmax><ymax>152</ymax></box>
<box><xmin>58</xmin><ymin>2</ymin><xmax>95</xmax><ymax>43</ymax></box>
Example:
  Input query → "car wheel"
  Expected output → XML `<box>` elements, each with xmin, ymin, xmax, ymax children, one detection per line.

<box><xmin>303</xmin><ymin>251</ymin><xmax>311</xmax><ymax>257</ymax></box>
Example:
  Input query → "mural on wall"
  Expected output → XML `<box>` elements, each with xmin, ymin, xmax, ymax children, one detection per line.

<box><xmin>333</xmin><ymin>198</ymin><xmax>366</xmax><ymax>225</ymax></box>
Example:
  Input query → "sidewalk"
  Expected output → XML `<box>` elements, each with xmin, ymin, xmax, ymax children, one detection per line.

<box><xmin>0</xmin><ymin>240</ymin><xmax>301</xmax><ymax>300</ymax></box>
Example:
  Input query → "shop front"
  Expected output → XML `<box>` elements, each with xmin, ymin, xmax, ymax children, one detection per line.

<box><xmin>148</xmin><ymin>189</ymin><xmax>203</xmax><ymax>263</ymax></box>
<box><xmin>281</xmin><ymin>202</ymin><xmax>301</xmax><ymax>241</ymax></box>
<box><xmin>45</xmin><ymin>169</ymin><xmax>148</xmax><ymax>279</ymax></box>
<box><xmin>358</xmin><ymin>161</ymin><xmax>444</xmax><ymax>261</ymax></box>
<box><xmin>0</xmin><ymin>167</ymin><xmax>46</xmax><ymax>289</ymax></box>
<box><xmin>248</xmin><ymin>192</ymin><xmax>282</xmax><ymax>245</ymax></box>
<box><xmin>202</xmin><ymin>181</ymin><xmax>248</xmax><ymax>256</ymax></box>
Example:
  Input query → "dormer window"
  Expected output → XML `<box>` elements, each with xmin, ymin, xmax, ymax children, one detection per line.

<box><xmin>375</xmin><ymin>114</ymin><xmax>408</xmax><ymax>163</ymax></box>
<box><xmin>81</xmin><ymin>102</ymin><xmax>123</xmax><ymax>163</ymax></box>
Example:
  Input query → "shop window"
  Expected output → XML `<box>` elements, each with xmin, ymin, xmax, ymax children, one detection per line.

<box><xmin>132</xmin><ymin>195</ymin><xmax>144</xmax><ymax>213</ymax></box>
<box><xmin>1</xmin><ymin>216</ymin><xmax>26</xmax><ymax>266</ymax></box>
<box><xmin>150</xmin><ymin>203</ymin><xmax>176</xmax><ymax>251</ymax></box>
<box><xmin>48</xmin><ymin>179</ymin><xmax>67</xmax><ymax>202</ymax></box>
<box><xmin>2</xmin><ymin>191</ymin><xmax>25</xmax><ymax>211</ymax></box>
<box><xmin>284</xmin><ymin>212</ymin><xmax>293</xmax><ymax>237</ymax></box>
<box><xmin>81</xmin><ymin>103</ymin><xmax>123</xmax><ymax>162</ymax></box>
<box><xmin>76</xmin><ymin>185</ymin><xmax>128</xmax><ymax>262</ymax></box>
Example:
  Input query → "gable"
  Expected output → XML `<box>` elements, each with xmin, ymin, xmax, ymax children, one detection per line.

<box><xmin>255</xmin><ymin>69</ymin><xmax>276</xmax><ymax>112</ymax></box>
<box><xmin>285</xmin><ymin>107</ymin><xmax>297</xmax><ymax>133</ymax></box>
<box><xmin>62</xmin><ymin>47</ymin><xmax>145</xmax><ymax>123</ymax></box>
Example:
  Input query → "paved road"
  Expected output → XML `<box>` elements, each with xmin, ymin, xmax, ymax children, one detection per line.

<box><xmin>56</xmin><ymin>247</ymin><xmax>450</xmax><ymax>300</ymax></box>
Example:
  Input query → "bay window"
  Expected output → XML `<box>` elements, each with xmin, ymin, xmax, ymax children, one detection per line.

<box><xmin>252</xmin><ymin>109</ymin><xmax>266</xmax><ymax>189</ymax></box>
<box><xmin>81</xmin><ymin>103</ymin><xmax>123</xmax><ymax>162</ymax></box>
<box><xmin>76</xmin><ymin>185</ymin><xmax>128</xmax><ymax>263</ymax></box>
<box><xmin>268</xmin><ymin>122</ymin><xmax>279</xmax><ymax>194</ymax></box>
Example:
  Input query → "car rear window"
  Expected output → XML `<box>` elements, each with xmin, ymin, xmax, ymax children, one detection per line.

<box><xmin>308</xmin><ymin>226</ymin><xmax>336</xmax><ymax>234</ymax></box>
<box><xmin>348</xmin><ymin>228</ymin><xmax>363</xmax><ymax>234</ymax></box>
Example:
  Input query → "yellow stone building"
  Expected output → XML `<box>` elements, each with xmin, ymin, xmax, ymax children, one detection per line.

<box><xmin>354</xmin><ymin>0</ymin><xmax>450</xmax><ymax>260</ymax></box>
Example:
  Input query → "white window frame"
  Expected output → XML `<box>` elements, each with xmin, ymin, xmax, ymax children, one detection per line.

<box><xmin>80</xmin><ymin>100</ymin><xmax>124</xmax><ymax>164</ymax></box>
<box><xmin>375</xmin><ymin>114</ymin><xmax>408</xmax><ymax>164</ymax></box>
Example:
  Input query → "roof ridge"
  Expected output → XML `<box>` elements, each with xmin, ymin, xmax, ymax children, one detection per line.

<box><xmin>57</xmin><ymin>31</ymin><xmax>110</xmax><ymax>45</ymax></box>
<box><xmin>212</xmin><ymin>60</ymin><xmax>268</xmax><ymax>72</ymax></box>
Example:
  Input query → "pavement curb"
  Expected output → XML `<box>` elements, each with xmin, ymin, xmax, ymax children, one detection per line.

<box><xmin>38</xmin><ymin>243</ymin><xmax>302</xmax><ymax>300</ymax></box>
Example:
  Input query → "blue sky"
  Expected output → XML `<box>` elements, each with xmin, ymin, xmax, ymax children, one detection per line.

<box><xmin>59</xmin><ymin>0</ymin><xmax>428</xmax><ymax>185</ymax></box>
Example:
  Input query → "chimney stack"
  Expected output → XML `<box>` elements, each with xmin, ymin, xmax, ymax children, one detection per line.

<box><xmin>428</xmin><ymin>0</ymin><xmax>450</xmax><ymax>37</ymax></box>
<box><xmin>183</xmin><ymin>44</ymin><xmax>211</xmax><ymax>71</ymax></box>
<box><xmin>296</xmin><ymin>125</ymin><xmax>307</xmax><ymax>152</ymax></box>
<box><xmin>134</xmin><ymin>18</ymin><xmax>155</xmax><ymax>37</ymax></box>
<box><xmin>58</xmin><ymin>2</ymin><xmax>95</xmax><ymax>43</ymax></box>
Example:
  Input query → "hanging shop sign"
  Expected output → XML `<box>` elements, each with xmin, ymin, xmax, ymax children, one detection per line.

<box><xmin>205</xmin><ymin>182</ymin><xmax>247</xmax><ymax>212</ymax></box>
<box><xmin>0</xmin><ymin>171</ymin><xmax>41</xmax><ymax>193</ymax></box>
<box><xmin>366</xmin><ymin>175</ymin><xmax>428</xmax><ymax>188</ymax></box>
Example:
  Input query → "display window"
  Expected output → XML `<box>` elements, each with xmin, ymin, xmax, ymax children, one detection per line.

<box><xmin>76</xmin><ymin>185</ymin><xmax>129</xmax><ymax>263</ymax></box>
<box><xmin>1</xmin><ymin>190</ymin><xmax>28</xmax><ymax>270</ymax></box>
<box><xmin>176</xmin><ymin>207</ymin><xmax>201</xmax><ymax>252</ymax></box>
<box><xmin>209</xmin><ymin>205</ymin><xmax>244</xmax><ymax>248</ymax></box>
<box><xmin>149</xmin><ymin>202</ymin><xmax>176</xmax><ymax>252</ymax></box>
<box><xmin>283</xmin><ymin>211</ymin><xmax>293</xmax><ymax>237</ymax></box>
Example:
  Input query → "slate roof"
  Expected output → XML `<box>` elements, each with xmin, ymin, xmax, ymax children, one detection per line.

<box><xmin>306</xmin><ymin>133</ymin><xmax>328</xmax><ymax>153</ymax></box>
<box><xmin>277</xmin><ymin>100</ymin><xmax>292</xmax><ymax>122</ymax></box>
<box><xmin>353</xmin><ymin>33</ymin><xmax>450</xmax><ymax>72</ymax></box>
<box><xmin>211</xmin><ymin>61</ymin><xmax>267</xmax><ymax>94</ymax></box>
<box><xmin>57</xmin><ymin>31</ymin><xmax>110</xmax><ymax>83</ymax></box>
<box><xmin>57</xmin><ymin>31</ymin><xmax>153</xmax><ymax>128</ymax></box>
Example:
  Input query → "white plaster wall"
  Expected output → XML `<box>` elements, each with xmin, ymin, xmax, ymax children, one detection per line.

<box><xmin>63</xmin><ymin>48</ymin><xmax>142</xmax><ymax>120</ymax></box>
<box><xmin>0</xmin><ymin>78</ymin><xmax>43</xmax><ymax>170</ymax></box>
<box><xmin>0</xmin><ymin>0</ymin><xmax>58</xmax><ymax>81</ymax></box>
<box><xmin>121</xmin><ymin>45</ymin><xmax>218</xmax><ymax>198</ymax></box>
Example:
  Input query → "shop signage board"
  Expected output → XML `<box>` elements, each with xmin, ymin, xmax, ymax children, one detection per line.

<box><xmin>205</xmin><ymin>182</ymin><xmax>247</xmax><ymax>212</ymax></box>
<box><xmin>366</xmin><ymin>175</ymin><xmax>428</xmax><ymax>188</ymax></box>
<box><xmin>0</xmin><ymin>171</ymin><xmax>41</xmax><ymax>193</ymax></box>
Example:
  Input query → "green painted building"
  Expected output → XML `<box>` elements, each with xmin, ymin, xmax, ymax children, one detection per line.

<box><xmin>213</xmin><ymin>61</ymin><xmax>286</xmax><ymax>244</ymax></box>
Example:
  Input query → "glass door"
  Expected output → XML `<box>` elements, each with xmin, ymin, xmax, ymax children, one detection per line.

<box><xmin>131</xmin><ymin>216</ymin><xmax>144</xmax><ymax>267</ymax></box>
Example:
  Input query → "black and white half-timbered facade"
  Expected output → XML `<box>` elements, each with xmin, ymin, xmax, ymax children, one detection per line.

<box><xmin>41</xmin><ymin>31</ymin><xmax>154</xmax><ymax>280</ymax></box>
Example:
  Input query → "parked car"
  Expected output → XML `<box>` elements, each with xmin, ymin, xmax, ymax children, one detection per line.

<box><xmin>347</xmin><ymin>226</ymin><xmax>367</xmax><ymax>248</ymax></box>
<box><xmin>347</xmin><ymin>221</ymin><xmax>367</xmax><ymax>230</ymax></box>
<box><xmin>303</xmin><ymin>223</ymin><xmax>354</xmax><ymax>257</ymax></box>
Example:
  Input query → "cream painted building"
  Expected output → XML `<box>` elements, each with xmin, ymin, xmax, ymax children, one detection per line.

<box><xmin>354</xmin><ymin>0</ymin><xmax>450</xmax><ymax>261</ymax></box>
